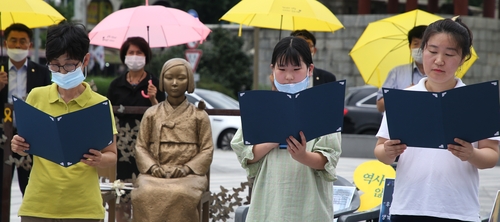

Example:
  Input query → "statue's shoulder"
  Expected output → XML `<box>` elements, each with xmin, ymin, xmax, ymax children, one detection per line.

<box><xmin>144</xmin><ymin>102</ymin><xmax>164</xmax><ymax>116</ymax></box>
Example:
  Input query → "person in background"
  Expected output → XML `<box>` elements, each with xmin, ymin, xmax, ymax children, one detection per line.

<box><xmin>10</xmin><ymin>21</ymin><xmax>118</xmax><ymax>222</ymax></box>
<box><xmin>376</xmin><ymin>25</ymin><xmax>427</xmax><ymax>112</ymax></box>
<box><xmin>231</xmin><ymin>36</ymin><xmax>342</xmax><ymax>221</ymax></box>
<box><xmin>290</xmin><ymin>29</ymin><xmax>336</xmax><ymax>86</ymax></box>
<box><xmin>0</xmin><ymin>23</ymin><xmax>51</xmax><ymax>217</ymax></box>
<box><xmin>374</xmin><ymin>18</ymin><xmax>499</xmax><ymax>222</ymax></box>
<box><xmin>106</xmin><ymin>36</ymin><xmax>165</xmax><ymax>221</ymax></box>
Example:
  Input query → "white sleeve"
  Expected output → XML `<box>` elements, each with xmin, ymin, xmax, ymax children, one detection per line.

<box><xmin>376</xmin><ymin>112</ymin><xmax>390</xmax><ymax>139</ymax></box>
<box><xmin>487</xmin><ymin>136</ymin><xmax>500</xmax><ymax>141</ymax></box>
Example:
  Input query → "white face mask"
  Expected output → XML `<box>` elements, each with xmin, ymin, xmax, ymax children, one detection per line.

<box><xmin>51</xmin><ymin>65</ymin><xmax>86</xmax><ymax>90</ymax></box>
<box><xmin>7</xmin><ymin>48</ymin><xmax>29</xmax><ymax>62</ymax></box>
<box><xmin>124</xmin><ymin>55</ymin><xmax>146</xmax><ymax>71</ymax></box>
<box><xmin>273</xmin><ymin>69</ymin><xmax>310</xmax><ymax>94</ymax></box>
<box><xmin>411</xmin><ymin>48</ymin><xmax>423</xmax><ymax>64</ymax></box>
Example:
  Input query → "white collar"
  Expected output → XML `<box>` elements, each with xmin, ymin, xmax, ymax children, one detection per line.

<box><xmin>8</xmin><ymin>58</ymin><xmax>28</xmax><ymax>71</ymax></box>
<box><xmin>408</xmin><ymin>77</ymin><xmax>465</xmax><ymax>92</ymax></box>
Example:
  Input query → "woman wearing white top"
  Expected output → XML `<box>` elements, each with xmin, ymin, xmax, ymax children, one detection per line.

<box><xmin>374</xmin><ymin>17</ymin><xmax>499</xmax><ymax>222</ymax></box>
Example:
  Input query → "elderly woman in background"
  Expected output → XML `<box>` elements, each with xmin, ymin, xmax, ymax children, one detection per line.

<box><xmin>131</xmin><ymin>58</ymin><xmax>213</xmax><ymax>222</ymax></box>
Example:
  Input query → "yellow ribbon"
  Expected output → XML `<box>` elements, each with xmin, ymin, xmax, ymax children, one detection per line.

<box><xmin>4</xmin><ymin>107</ymin><xmax>12</xmax><ymax>123</ymax></box>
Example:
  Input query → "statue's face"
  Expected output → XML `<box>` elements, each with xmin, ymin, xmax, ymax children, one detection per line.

<box><xmin>163</xmin><ymin>65</ymin><xmax>188</xmax><ymax>98</ymax></box>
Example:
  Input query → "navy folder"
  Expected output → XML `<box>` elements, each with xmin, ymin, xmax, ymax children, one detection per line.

<box><xmin>13</xmin><ymin>96</ymin><xmax>114</xmax><ymax>167</ymax></box>
<box><xmin>382</xmin><ymin>80</ymin><xmax>500</xmax><ymax>149</ymax></box>
<box><xmin>238</xmin><ymin>80</ymin><xmax>346</xmax><ymax>145</ymax></box>
<box><xmin>379</xmin><ymin>178</ymin><xmax>395</xmax><ymax>222</ymax></box>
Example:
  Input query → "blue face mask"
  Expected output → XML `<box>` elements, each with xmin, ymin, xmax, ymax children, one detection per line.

<box><xmin>273</xmin><ymin>70</ymin><xmax>310</xmax><ymax>94</ymax></box>
<box><xmin>51</xmin><ymin>67</ymin><xmax>86</xmax><ymax>90</ymax></box>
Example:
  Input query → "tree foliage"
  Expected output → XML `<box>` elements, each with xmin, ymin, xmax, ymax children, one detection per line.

<box><xmin>196</xmin><ymin>27</ymin><xmax>253</xmax><ymax>98</ymax></box>
<box><xmin>468</xmin><ymin>0</ymin><xmax>482</xmax><ymax>7</ymax></box>
<box><xmin>48</xmin><ymin>0</ymin><xmax>74</xmax><ymax>21</ymax></box>
<box><xmin>146</xmin><ymin>46</ymin><xmax>185</xmax><ymax>78</ymax></box>
<box><xmin>120</xmin><ymin>0</ymin><xmax>144</xmax><ymax>9</ymax></box>
<box><xmin>169</xmin><ymin>0</ymin><xmax>240</xmax><ymax>24</ymax></box>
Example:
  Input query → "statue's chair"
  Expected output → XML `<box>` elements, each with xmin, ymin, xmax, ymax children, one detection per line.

<box><xmin>198</xmin><ymin>170</ymin><xmax>211</xmax><ymax>222</ymax></box>
<box><xmin>98</xmin><ymin>165</ymin><xmax>117</xmax><ymax>222</ymax></box>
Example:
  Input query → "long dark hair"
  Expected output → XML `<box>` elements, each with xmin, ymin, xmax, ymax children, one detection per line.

<box><xmin>271</xmin><ymin>36</ymin><xmax>313</xmax><ymax>68</ymax></box>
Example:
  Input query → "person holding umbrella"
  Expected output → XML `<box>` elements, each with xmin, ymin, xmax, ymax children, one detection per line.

<box><xmin>0</xmin><ymin>23</ymin><xmax>51</xmax><ymax>202</ymax></box>
<box><xmin>374</xmin><ymin>17</ymin><xmax>499</xmax><ymax>222</ymax></box>
<box><xmin>376</xmin><ymin>25</ymin><xmax>427</xmax><ymax>112</ymax></box>
<box><xmin>106</xmin><ymin>36</ymin><xmax>165</xmax><ymax>221</ymax></box>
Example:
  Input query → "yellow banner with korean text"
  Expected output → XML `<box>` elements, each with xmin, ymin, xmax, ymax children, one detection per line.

<box><xmin>353</xmin><ymin>160</ymin><xmax>396</xmax><ymax>211</ymax></box>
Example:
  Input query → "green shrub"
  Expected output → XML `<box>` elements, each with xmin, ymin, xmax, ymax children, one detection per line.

<box><xmin>86</xmin><ymin>76</ymin><xmax>115</xmax><ymax>96</ymax></box>
<box><xmin>197</xmin><ymin>77</ymin><xmax>236</xmax><ymax>99</ymax></box>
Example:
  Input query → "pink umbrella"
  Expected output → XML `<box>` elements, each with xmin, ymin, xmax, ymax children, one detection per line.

<box><xmin>88</xmin><ymin>2</ymin><xmax>211</xmax><ymax>49</ymax></box>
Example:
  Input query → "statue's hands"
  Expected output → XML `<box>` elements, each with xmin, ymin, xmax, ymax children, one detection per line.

<box><xmin>182</xmin><ymin>165</ymin><xmax>192</xmax><ymax>175</ymax></box>
<box><xmin>170</xmin><ymin>167</ymin><xmax>185</xmax><ymax>178</ymax></box>
<box><xmin>151</xmin><ymin>164</ymin><xmax>167</xmax><ymax>178</ymax></box>
<box><xmin>171</xmin><ymin>166</ymin><xmax>191</xmax><ymax>178</ymax></box>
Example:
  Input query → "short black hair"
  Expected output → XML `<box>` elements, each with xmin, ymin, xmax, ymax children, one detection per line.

<box><xmin>46</xmin><ymin>22</ymin><xmax>90</xmax><ymax>62</ymax></box>
<box><xmin>120</xmin><ymin>37</ymin><xmax>152</xmax><ymax>64</ymax></box>
<box><xmin>290</xmin><ymin>29</ymin><xmax>316</xmax><ymax>46</ymax></box>
<box><xmin>421</xmin><ymin>17</ymin><xmax>473</xmax><ymax>61</ymax></box>
<box><xmin>407</xmin><ymin>25</ymin><xmax>427</xmax><ymax>44</ymax></box>
<box><xmin>4</xmin><ymin>23</ymin><xmax>33</xmax><ymax>41</ymax></box>
<box><xmin>271</xmin><ymin>36</ymin><xmax>313</xmax><ymax>68</ymax></box>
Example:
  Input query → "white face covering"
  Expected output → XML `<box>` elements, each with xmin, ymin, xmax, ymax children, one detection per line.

<box><xmin>411</xmin><ymin>48</ymin><xmax>423</xmax><ymax>64</ymax></box>
<box><xmin>124</xmin><ymin>55</ymin><xmax>146</xmax><ymax>71</ymax></box>
<box><xmin>273</xmin><ymin>69</ymin><xmax>310</xmax><ymax>94</ymax></box>
<box><xmin>7</xmin><ymin>48</ymin><xmax>29</xmax><ymax>62</ymax></box>
<box><xmin>51</xmin><ymin>65</ymin><xmax>86</xmax><ymax>90</ymax></box>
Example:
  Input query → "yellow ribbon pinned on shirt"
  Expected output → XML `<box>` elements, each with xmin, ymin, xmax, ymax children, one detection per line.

<box><xmin>4</xmin><ymin>107</ymin><xmax>13</xmax><ymax>123</ymax></box>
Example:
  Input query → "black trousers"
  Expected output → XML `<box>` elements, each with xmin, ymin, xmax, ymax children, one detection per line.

<box><xmin>391</xmin><ymin>215</ymin><xmax>474</xmax><ymax>222</ymax></box>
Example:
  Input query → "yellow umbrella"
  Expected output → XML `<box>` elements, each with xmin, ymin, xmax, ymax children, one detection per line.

<box><xmin>350</xmin><ymin>9</ymin><xmax>477</xmax><ymax>88</ymax></box>
<box><xmin>0</xmin><ymin>0</ymin><xmax>65</xmax><ymax>30</ymax></box>
<box><xmin>0</xmin><ymin>0</ymin><xmax>66</xmax><ymax>71</ymax></box>
<box><xmin>220</xmin><ymin>0</ymin><xmax>344</xmax><ymax>36</ymax></box>
<box><xmin>221</xmin><ymin>0</ymin><xmax>344</xmax><ymax>90</ymax></box>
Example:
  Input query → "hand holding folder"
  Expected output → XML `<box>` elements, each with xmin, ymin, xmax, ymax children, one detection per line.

<box><xmin>383</xmin><ymin>80</ymin><xmax>500</xmax><ymax>148</ymax></box>
<box><xmin>13</xmin><ymin>96</ymin><xmax>114</xmax><ymax>167</ymax></box>
<box><xmin>238</xmin><ymin>80</ymin><xmax>346</xmax><ymax>145</ymax></box>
